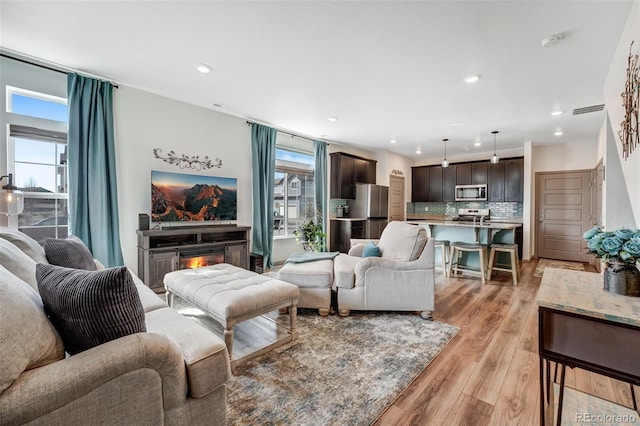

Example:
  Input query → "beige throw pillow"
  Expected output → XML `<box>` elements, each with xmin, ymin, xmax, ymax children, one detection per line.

<box><xmin>0</xmin><ymin>265</ymin><xmax>65</xmax><ymax>393</ymax></box>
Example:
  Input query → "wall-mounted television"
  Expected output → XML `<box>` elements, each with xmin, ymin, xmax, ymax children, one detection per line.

<box><xmin>151</xmin><ymin>170</ymin><xmax>237</xmax><ymax>223</ymax></box>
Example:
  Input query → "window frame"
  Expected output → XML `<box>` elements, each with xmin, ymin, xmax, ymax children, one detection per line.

<box><xmin>274</xmin><ymin>145</ymin><xmax>315</xmax><ymax>239</ymax></box>
<box><xmin>4</xmin><ymin>86</ymin><xmax>69</xmax><ymax>239</ymax></box>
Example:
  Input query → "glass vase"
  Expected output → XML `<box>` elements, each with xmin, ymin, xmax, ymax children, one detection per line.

<box><xmin>603</xmin><ymin>261</ymin><xmax>640</xmax><ymax>297</ymax></box>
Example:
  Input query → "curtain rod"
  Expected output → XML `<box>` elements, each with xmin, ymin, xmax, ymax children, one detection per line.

<box><xmin>1</xmin><ymin>52</ymin><xmax>119</xmax><ymax>89</ymax></box>
<box><xmin>245</xmin><ymin>120</ymin><xmax>329</xmax><ymax>144</ymax></box>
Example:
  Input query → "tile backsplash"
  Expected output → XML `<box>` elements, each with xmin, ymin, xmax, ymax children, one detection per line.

<box><xmin>407</xmin><ymin>201</ymin><xmax>522</xmax><ymax>220</ymax></box>
<box><xmin>330</xmin><ymin>199</ymin><xmax>349</xmax><ymax>216</ymax></box>
<box><xmin>332</xmin><ymin>198</ymin><xmax>522</xmax><ymax>221</ymax></box>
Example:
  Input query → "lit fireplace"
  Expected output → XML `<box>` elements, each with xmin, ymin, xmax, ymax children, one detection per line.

<box><xmin>179</xmin><ymin>250</ymin><xmax>225</xmax><ymax>270</ymax></box>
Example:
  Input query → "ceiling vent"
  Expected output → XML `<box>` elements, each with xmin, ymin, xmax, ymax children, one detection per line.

<box><xmin>572</xmin><ymin>104</ymin><xmax>605</xmax><ymax>115</ymax></box>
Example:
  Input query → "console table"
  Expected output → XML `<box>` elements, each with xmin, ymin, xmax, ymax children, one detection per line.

<box><xmin>137</xmin><ymin>225</ymin><xmax>251</xmax><ymax>292</ymax></box>
<box><xmin>538</xmin><ymin>268</ymin><xmax>640</xmax><ymax>425</ymax></box>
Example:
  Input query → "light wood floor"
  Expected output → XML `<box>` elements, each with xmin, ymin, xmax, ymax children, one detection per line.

<box><xmin>374</xmin><ymin>259</ymin><xmax>637</xmax><ymax>426</ymax></box>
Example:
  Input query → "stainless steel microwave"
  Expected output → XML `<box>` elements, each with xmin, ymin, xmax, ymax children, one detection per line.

<box><xmin>455</xmin><ymin>184</ymin><xmax>487</xmax><ymax>201</ymax></box>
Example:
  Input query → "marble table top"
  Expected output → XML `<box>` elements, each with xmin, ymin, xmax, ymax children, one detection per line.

<box><xmin>538</xmin><ymin>268</ymin><xmax>640</xmax><ymax>327</ymax></box>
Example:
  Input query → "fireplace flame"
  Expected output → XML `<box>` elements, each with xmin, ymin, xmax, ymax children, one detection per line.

<box><xmin>185</xmin><ymin>256</ymin><xmax>208</xmax><ymax>269</ymax></box>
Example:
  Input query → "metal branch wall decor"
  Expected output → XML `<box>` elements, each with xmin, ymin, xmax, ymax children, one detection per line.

<box><xmin>619</xmin><ymin>40</ymin><xmax>639</xmax><ymax>160</ymax></box>
<box><xmin>153</xmin><ymin>148</ymin><xmax>222</xmax><ymax>170</ymax></box>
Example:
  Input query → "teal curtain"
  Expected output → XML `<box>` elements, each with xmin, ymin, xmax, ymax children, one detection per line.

<box><xmin>67</xmin><ymin>73</ymin><xmax>124</xmax><ymax>267</ymax></box>
<box><xmin>251</xmin><ymin>123</ymin><xmax>277</xmax><ymax>269</ymax></box>
<box><xmin>314</xmin><ymin>140</ymin><xmax>328</xmax><ymax>251</ymax></box>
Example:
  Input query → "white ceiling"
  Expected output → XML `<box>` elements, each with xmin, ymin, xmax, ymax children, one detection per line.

<box><xmin>0</xmin><ymin>1</ymin><xmax>633</xmax><ymax>161</ymax></box>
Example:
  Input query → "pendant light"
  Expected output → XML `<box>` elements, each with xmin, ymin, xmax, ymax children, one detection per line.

<box><xmin>441</xmin><ymin>138</ymin><xmax>449</xmax><ymax>168</ymax></box>
<box><xmin>490</xmin><ymin>131</ymin><xmax>500</xmax><ymax>164</ymax></box>
<box><xmin>0</xmin><ymin>174</ymin><xmax>24</xmax><ymax>215</ymax></box>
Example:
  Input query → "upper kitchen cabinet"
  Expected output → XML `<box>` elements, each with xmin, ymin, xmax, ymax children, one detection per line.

<box><xmin>456</xmin><ymin>163</ymin><xmax>472</xmax><ymax>185</ymax></box>
<box><xmin>488</xmin><ymin>162</ymin><xmax>505</xmax><ymax>201</ymax></box>
<box><xmin>411</xmin><ymin>166</ymin><xmax>430</xmax><ymax>202</ymax></box>
<box><xmin>429</xmin><ymin>166</ymin><xmax>443</xmax><ymax>202</ymax></box>
<box><xmin>487</xmin><ymin>158</ymin><xmax>524</xmax><ymax>202</ymax></box>
<box><xmin>504</xmin><ymin>158</ymin><xmax>524</xmax><ymax>202</ymax></box>
<box><xmin>457</xmin><ymin>162</ymin><xmax>487</xmax><ymax>185</ymax></box>
<box><xmin>472</xmin><ymin>162</ymin><xmax>488</xmax><ymax>185</ymax></box>
<box><xmin>355</xmin><ymin>158</ymin><xmax>376</xmax><ymax>183</ymax></box>
<box><xmin>442</xmin><ymin>165</ymin><xmax>457</xmax><ymax>202</ymax></box>
<box><xmin>330</xmin><ymin>152</ymin><xmax>376</xmax><ymax>199</ymax></box>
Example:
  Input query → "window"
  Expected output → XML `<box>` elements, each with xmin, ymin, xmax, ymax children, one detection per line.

<box><xmin>7</xmin><ymin>86</ymin><xmax>68</xmax><ymax>122</ymax></box>
<box><xmin>5</xmin><ymin>87</ymin><xmax>69</xmax><ymax>243</ymax></box>
<box><xmin>273</xmin><ymin>147</ymin><xmax>315</xmax><ymax>237</ymax></box>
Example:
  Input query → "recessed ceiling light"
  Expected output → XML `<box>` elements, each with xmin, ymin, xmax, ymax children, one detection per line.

<box><xmin>415</xmin><ymin>147</ymin><xmax>422</xmax><ymax>154</ymax></box>
<box><xmin>327</xmin><ymin>117</ymin><xmax>338</xmax><ymax>122</ymax></box>
<box><xmin>554</xmin><ymin>130</ymin><xmax>564</xmax><ymax>136</ymax></box>
<box><xmin>463</xmin><ymin>74</ymin><xmax>481</xmax><ymax>84</ymax></box>
<box><xmin>551</xmin><ymin>110</ymin><xmax>563</xmax><ymax>116</ymax></box>
<box><xmin>450</xmin><ymin>122</ymin><xmax>464</xmax><ymax>127</ymax></box>
<box><xmin>195</xmin><ymin>63</ymin><xmax>212</xmax><ymax>74</ymax></box>
<box><xmin>320</xmin><ymin>134</ymin><xmax>328</xmax><ymax>138</ymax></box>
<box><xmin>390</xmin><ymin>139</ymin><xmax>397</xmax><ymax>144</ymax></box>
<box><xmin>474</xmin><ymin>141</ymin><xmax>482</xmax><ymax>147</ymax></box>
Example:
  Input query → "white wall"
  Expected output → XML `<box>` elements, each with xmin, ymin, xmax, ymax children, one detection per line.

<box><xmin>531</xmin><ymin>141</ymin><xmax>598</xmax><ymax>172</ymax></box>
<box><xmin>603</xmin><ymin>0</ymin><xmax>640</xmax><ymax>227</ymax></box>
<box><xmin>375</xmin><ymin>150</ymin><xmax>413</xmax><ymax>218</ymax></box>
<box><xmin>604</xmin><ymin>116</ymin><xmax>636</xmax><ymax>228</ymax></box>
<box><xmin>527</xmin><ymin>140</ymin><xmax>600</xmax><ymax>258</ymax></box>
<box><xmin>113</xmin><ymin>86</ymin><xmax>252</xmax><ymax>273</ymax></box>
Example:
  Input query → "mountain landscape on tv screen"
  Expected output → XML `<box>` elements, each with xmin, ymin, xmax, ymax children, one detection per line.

<box><xmin>151</xmin><ymin>182</ymin><xmax>237</xmax><ymax>222</ymax></box>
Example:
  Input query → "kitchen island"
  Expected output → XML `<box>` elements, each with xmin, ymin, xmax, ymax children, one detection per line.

<box><xmin>406</xmin><ymin>217</ymin><xmax>522</xmax><ymax>245</ymax></box>
<box><xmin>406</xmin><ymin>216</ymin><xmax>523</xmax><ymax>269</ymax></box>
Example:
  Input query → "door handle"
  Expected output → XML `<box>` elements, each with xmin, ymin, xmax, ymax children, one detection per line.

<box><xmin>539</xmin><ymin>213</ymin><xmax>544</xmax><ymax>222</ymax></box>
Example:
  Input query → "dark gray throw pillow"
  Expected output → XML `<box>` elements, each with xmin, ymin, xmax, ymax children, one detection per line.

<box><xmin>44</xmin><ymin>235</ymin><xmax>97</xmax><ymax>270</ymax></box>
<box><xmin>36</xmin><ymin>264</ymin><xmax>146</xmax><ymax>355</ymax></box>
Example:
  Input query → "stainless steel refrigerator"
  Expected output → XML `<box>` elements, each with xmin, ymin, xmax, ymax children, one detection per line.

<box><xmin>350</xmin><ymin>183</ymin><xmax>389</xmax><ymax>239</ymax></box>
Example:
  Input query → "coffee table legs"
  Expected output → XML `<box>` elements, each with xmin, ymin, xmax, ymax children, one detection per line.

<box><xmin>226</xmin><ymin>303</ymin><xmax>298</xmax><ymax>374</ymax></box>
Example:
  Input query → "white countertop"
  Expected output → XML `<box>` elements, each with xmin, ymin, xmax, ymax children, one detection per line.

<box><xmin>405</xmin><ymin>219</ymin><xmax>521</xmax><ymax>230</ymax></box>
<box><xmin>329</xmin><ymin>217</ymin><xmax>367</xmax><ymax>221</ymax></box>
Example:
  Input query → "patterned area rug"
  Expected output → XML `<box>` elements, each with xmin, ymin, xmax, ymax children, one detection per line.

<box><xmin>170</xmin><ymin>297</ymin><xmax>458</xmax><ymax>425</ymax></box>
<box><xmin>534</xmin><ymin>258</ymin><xmax>585</xmax><ymax>277</ymax></box>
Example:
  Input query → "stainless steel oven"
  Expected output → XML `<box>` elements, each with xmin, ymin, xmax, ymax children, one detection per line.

<box><xmin>455</xmin><ymin>184</ymin><xmax>487</xmax><ymax>201</ymax></box>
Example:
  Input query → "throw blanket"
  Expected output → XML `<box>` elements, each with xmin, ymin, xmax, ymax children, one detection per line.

<box><xmin>285</xmin><ymin>251</ymin><xmax>340</xmax><ymax>264</ymax></box>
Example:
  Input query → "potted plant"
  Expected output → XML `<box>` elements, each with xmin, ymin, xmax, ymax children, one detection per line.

<box><xmin>583</xmin><ymin>227</ymin><xmax>640</xmax><ymax>296</ymax></box>
<box><xmin>293</xmin><ymin>205</ymin><xmax>326</xmax><ymax>252</ymax></box>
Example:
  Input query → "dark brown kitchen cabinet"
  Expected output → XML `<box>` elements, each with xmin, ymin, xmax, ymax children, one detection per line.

<box><xmin>330</xmin><ymin>153</ymin><xmax>356</xmax><ymax>199</ymax></box>
<box><xmin>330</xmin><ymin>219</ymin><xmax>365</xmax><ymax>253</ymax></box>
<box><xmin>411</xmin><ymin>166</ymin><xmax>429</xmax><ymax>202</ymax></box>
<box><xmin>504</xmin><ymin>158</ymin><xmax>524</xmax><ymax>202</ymax></box>
<box><xmin>429</xmin><ymin>166</ymin><xmax>443</xmax><ymax>202</ymax></box>
<box><xmin>488</xmin><ymin>162</ymin><xmax>505</xmax><ymax>201</ymax></box>
<box><xmin>457</xmin><ymin>162</ymin><xmax>487</xmax><ymax>185</ymax></box>
<box><xmin>331</xmin><ymin>153</ymin><xmax>376</xmax><ymax>199</ymax></box>
<box><xmin>472</xmin><ymin>162</ymin><xmax>488</xmax><ymax>185</ymax></box>
<box><xmin>456</xmin><ymin>163</ymin><xmax>471</xmax><ymax>185</ymax></box>
<box><xmin>355</xmin><ymin>158</ymin><xmax>376</xmax><ymax>183</ymax></box>
<box><xmin>442</xmin><ymin>165</ymin><xmax>457</xmax><ymax>202</ymax></box>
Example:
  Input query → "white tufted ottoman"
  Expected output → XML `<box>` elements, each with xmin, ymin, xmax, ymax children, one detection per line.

<box><xmin>277</xmin><ymin>259</ymin><xmax>334</xmax><ymax>316</ymax></box>
<box><xmin>164</xmin><ymin>264</ymin><xmax>299</xmax><ymax>373</ymax></box>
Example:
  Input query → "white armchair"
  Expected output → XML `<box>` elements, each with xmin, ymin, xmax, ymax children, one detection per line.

<box><xmin>333</xmin><ymin>221</ymin><xmax>435</xmax><ymax>319</ymax></box>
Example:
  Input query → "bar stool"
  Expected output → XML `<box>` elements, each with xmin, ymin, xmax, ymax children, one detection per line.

<box><xmin>487</xmin><ymin>243</ymin><xmax>519</xmax><ymax>285</ymax></box>
<box><xmin>433</xmin><ymin>240</ymin><xmax>450</xmax><ymax>277</ymax></box>
<box><xmin>448</xmin><ymin>242</ymin><xmax>488</xmax><ymax>284</ymax></box>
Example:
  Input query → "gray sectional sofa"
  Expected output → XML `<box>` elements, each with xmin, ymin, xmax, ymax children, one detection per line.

<box><xmin>0</xmin><ymin>228</ymin><xmax>231</xmax><ymax>425</ymax></box>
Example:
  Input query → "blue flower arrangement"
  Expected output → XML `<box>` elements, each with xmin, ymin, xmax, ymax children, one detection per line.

<box><xmin>583</xmin><ymin>227</ymin><xmax>640</xmax><ymax>265</ymax></box>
